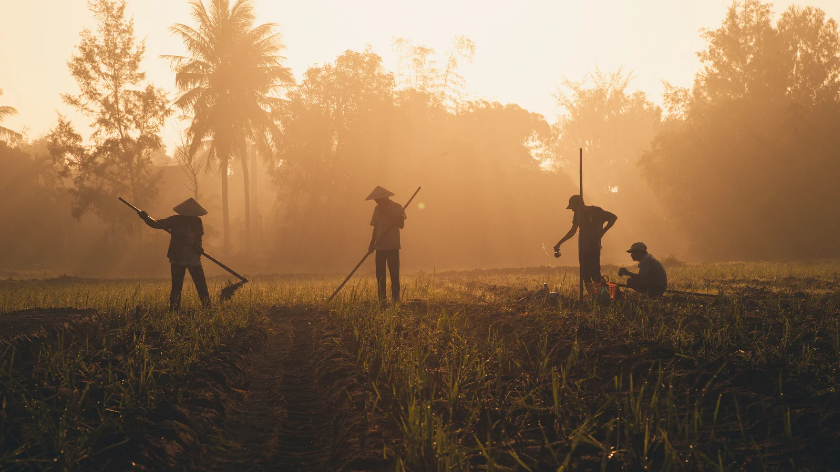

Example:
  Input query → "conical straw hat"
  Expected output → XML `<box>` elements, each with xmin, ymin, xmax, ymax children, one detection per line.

<box><xmin>365</xmin><ymin>186</ymin><xmax>395</xmax><ymax>200</ymax></box>
<box><xmin>173</xmin><ymin>198</ymin><xmax>208</xmax><ymax>216</ymax></box>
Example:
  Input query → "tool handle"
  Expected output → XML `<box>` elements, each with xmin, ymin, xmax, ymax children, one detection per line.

<box><xmin>402</xmin><ymin>187</ymin><xmax>422</xmax><ymax>210</ymax></box>
<box><xmin>616</xmin><ymin>283</ymin><xmax>718</xmax><ymax>297</ymax></box>
<box><xmin>327</xmin><ymin>251</ymin><xmax>373</xmax><ymax>302</ymax></box>
<box><xmin>119</xmin><ymin>197</ymin><xmax>248</xmax><ymax>283</ymax></box>
<box><xmin>202</xmin><ymin>252</ymin><xmax>249</xmax><ymax>283</ymax></box>
<box><xmin>119</xmin><ymin>197</ymin><xmax>143</xmax><ymax>214</ymax></box>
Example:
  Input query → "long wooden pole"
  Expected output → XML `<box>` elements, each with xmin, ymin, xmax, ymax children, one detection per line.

<box><xmin>328</xmin><ymin>187</ymin><xmax>421</xmax><ymax>302</ymax></box>
<box><xmin>579</xmin><ymin>148</ymin><xmax>584</xmax><ymax>301</ymax></box>
<box><xmin>118</xmin><ymin>197</ymin><xmax>248</xmax><ymax>283</ymax></box>
<box><xmin>616</xmin><ymin>284</ymin><xmax>720</xmax><ymax>298</ymax></box>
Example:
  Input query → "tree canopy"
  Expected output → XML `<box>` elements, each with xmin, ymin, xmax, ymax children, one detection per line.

<box><xmin>167</xmin><ymin>0</ymin><xmax>295</xmax><ymax>256</ymax></box>
<box><xmin>270</xmin><ymin>49</ymin><xmax>574</xmax><ymax>272</ymax></box>
<box><xmin>11</xmin><ymin>0</ymin><xmax>840</xmax><ymax>274</ymax></box>
<box><xmin>48</xmin><ymin>0</ymin><xmax>170</xmax><ymax>225</ymax></box>
<box><xmin>0</xmin><ymin>88</ymin><xmax>18</xmax><ymax>123</ymax></box>
<box><xmin>642</xmin><ymin>0</ymin><xmax>840</xmax><ymax>260</ymax></box>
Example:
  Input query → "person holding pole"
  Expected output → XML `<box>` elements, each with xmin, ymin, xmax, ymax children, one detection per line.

<box><xmin>618</xmin><ymin>242</ymin><xmax>667</xmax><ymax>297</ymax></box>
<box><xmin>553</xmin><ymin>195</ymin><xmax>617</xmax><ymax>294</ymax></box>
<box><xmin>366</xmin><ymin>186</ymin><xmax>407</xmax><ymax>307</ymax></box>
<box><xmin>138</xmin><ymin>198</ymin><xmax>211</xmax><ymax>310</ymax></box>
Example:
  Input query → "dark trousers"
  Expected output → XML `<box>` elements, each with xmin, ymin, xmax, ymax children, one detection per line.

<box><xmin>375</xmin><ymin>249</ymin><xmax>400</xmax><ymax>303</ymax></box>
<box><xmin>626</xmin><ymin>277</ymin><xmax>667</xmax><ymax>298</ymax></box>
<box><xmin>580</xmin><ymin>250</ymin><xmax>602</xmax><ymax>283</ymax></box>
<box><xmin>170</xmin><ymin>263</ymin><xmax>211</xmax><ymax>310</ymax></box>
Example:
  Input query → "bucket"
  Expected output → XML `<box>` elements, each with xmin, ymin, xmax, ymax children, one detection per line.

<box><xmin>586</xmin><ymin>277</ymin><xmax>619</xmax><ymax>301</ymax></box>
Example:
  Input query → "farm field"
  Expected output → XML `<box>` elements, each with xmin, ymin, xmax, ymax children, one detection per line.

<box><xmin>1</xmin><ymin>262</ymin><xmax>839</xmax><ymax>471</ymax></box>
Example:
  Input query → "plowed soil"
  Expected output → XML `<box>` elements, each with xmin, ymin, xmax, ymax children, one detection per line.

<box><xmin>196</xmin><ymin>306</ymin><xmax>386</xmax><ymax>472</ymax></box>
<box><xmin>198</xmin><ymin>307</ymin><xmax>326</xmax><ymax>471</ymax></box>
<box><xmin>0</xmin><ymin>307</ymin><xmax>100</xmax><ymax>346</ymax></box>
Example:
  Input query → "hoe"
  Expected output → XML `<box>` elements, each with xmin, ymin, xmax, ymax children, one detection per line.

<box><xmin>119</xmin><ymin>197</ymin><xmax>248</xmax><ymax>302</ymax></box>
<box><xmin>328</xmin><ymin>187</ymin><xmax>422</xmax><ymax>303</ymax></box>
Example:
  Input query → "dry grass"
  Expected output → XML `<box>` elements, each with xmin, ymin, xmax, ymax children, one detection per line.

<box><xmin>1</xmin><ymin>261</ymin><xmax>838</xmax><ymax>470</ymax></box>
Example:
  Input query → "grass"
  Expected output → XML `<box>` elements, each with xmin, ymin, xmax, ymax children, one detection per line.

<box><xmin>329</xmin><ymin>262</ymin><xmax>840</xmax><ymax>470</ymax></box>
<box><xmin>1</xmin><ymin>261</ymin><xmax>839</xmax><ymax>470</ymax></box>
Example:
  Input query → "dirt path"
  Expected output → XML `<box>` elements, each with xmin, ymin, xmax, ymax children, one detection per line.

<box><xmin>200</xmin><ymin>307</ymin><xmax>333</xmax><ymax>472</ymax></box>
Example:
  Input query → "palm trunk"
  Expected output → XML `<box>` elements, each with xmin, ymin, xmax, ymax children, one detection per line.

<box><xmin>241</xmin><ymin>145</ymin><xmax>252</xmax><ymax>256</ymax></box>
<box><xmin>221</xmin><ymin>153</ymin><xmax>230</xmax><ymax>256</ymax></box>
<box><xmin>251</xmin><ymin>146</ymin><xmax>260</xmax><ymax>250</ymax></box>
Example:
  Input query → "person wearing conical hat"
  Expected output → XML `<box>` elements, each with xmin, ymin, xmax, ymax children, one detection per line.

<box><xmin>138</xmin><ymin>198</ymin><xmax>211</xmax><ymax>310</ymax></box>
<box><xmin>366</xmin><ymin>186</ymin><xmax>407</xmax><ymax>307</ymax></box>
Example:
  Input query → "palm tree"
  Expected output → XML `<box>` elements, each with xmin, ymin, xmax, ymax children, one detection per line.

<box><xmin>0</xmin><ymin>89</ymin><xmax>18</xmax><ymax>123</ymax></box>
<box><xmin>167</xmin><ymin>0</ymin><xmax>293</xmax><ymax>256</ymax></box>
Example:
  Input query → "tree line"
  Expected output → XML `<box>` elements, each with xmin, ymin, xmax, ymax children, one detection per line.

<box><xmin>2</xmin><ymin>0</ymin><xmax>840</xmax><ymax>274</ymax></box>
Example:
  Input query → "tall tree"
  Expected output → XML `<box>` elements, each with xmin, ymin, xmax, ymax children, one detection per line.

<box><xmin>551</xmin><ymin>68</ymin><xmax>666</xmax><ymax>257</ymax></box>
<box><xmin>271</xmin><ymin>48</ymin><xmax>574</xmax><ymax>272</ymax></box>
<box><xmin>167</xmin><ymin>0</ymin><xmax>294</xmax><ymax>256</ymax></box>
<box><xmin>272</xmin><ymin>49</ymin><xmax>396</xmax><ymax>266</ymax></box>
<box><xmin>173</xmin><ymin>125</ymin><xmax>204</xmax><ymax>200</ymax></box>
<box><xmin>0</xmin><ymin>139</ymin><xmax>73</xmax><ymax>270</ymax></box>
<box><xmin>694</xmin><ymin>0</ymin><xmax>780</xmax><ymax>104</ymax></box>
<box><xmin>393</xmin><ymin>38</ymin><xmax>437</xmax><ymax>95</ymax></box>
<box><xmin>777</xmin><ymin>5</ymin><xmax>840</xmax><ymax>104</ymax></box>
<box><xmin>392</xmin><ymin>36</ymin><xmax>476</xmax><ymax>110</ymax></box>
<box><xmin>642</xmin><ymin>1</ymin><xmax>840</xmax><ymax>260</ymax></box>
<box><xmin>552</xmin><ymin>68</ymin><xmax>661</xmax><ymax>195</ymax></box>
<box><xmin>439</xmin><ymin>36</ymin><xmax>476</xmax><ymax>111</ymax></box>
<box><xmin>48</xmin><ymin>0</ymin><xmax>170</xmax><ymax>225</ymax></box>
<box><xmin>0</xmin><ymin>88</ymin><xmax>18</xmax><ymax>123</ymax></box>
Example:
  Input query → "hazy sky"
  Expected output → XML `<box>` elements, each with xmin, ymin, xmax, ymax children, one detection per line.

<box><xmin>2</xmin><ymin>0</ymin><xmax>840</xmax><ymax>151</ymax></box>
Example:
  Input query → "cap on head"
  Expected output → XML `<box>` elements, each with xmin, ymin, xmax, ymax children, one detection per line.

<box><xmin>173</xmin><ymin>198</ymin><xmax>208</xmax><ymax>216</ymax></box>
<box><xmin>566</xmin><ymin>195</ymin><xmax>583</xmax><ymax>209</ymax></box>
<box><xmin>366</xmin><ymin>186</ymin><xmax>395</xmax><ymax>201</ymax></box>
<box><xmin>627</xmin><ymin>242</ymin><xmax>648</xmax><ymax>253</ymax></box>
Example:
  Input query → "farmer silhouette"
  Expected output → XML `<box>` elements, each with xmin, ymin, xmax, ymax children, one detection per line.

<box><xmin>367</xmin><ymin>186</ymin><xmax>406</xmax><ymax>307</ymax></box>
<box><xmin>553</xmin><ymin>195</ymin><xmax>617</xmax><ymax>288</ymax></box>
<box><xmin>619</xmin><ymin>242</ymin><xmax>668</xmax><ymax>297</ymax></box>
<box><xmin>139</xmin><ymin>198</ymin><xmax>211</xmax><ymax>310</ymax></box>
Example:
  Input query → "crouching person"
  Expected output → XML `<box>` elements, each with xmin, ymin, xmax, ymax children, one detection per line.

<box><xmin>139</xmin><ymin>198</ymin><xmax>211</xmax><ymax>310</ymax></box>
<box><xmin>618</xmin><ymin>242</ymin><xmax>667</xmax><ymax>298</ymax></box>
<box><xmin>366</xmin><ymin>186</ymin><xmax>407</xmax><ymax>307</ymax></box>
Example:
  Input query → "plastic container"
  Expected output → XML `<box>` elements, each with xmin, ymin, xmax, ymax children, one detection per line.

<box><xmin>586</xmin><ymin>276</ymin><xmax>619</xmax><ymax>301</ymax></box>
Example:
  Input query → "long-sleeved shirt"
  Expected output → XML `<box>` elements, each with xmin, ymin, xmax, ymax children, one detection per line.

<box><xmin>637</xmin><ymin>254</ymin><xmax>667</xmax><ymax>288</ymax></box>
<box><xmin>143</xmin><ymin>215</ymin><xmax>204</xmax><ymax>266</ymax></box>
<box><xmin>370</xmin><ymin>200</ymin><xmax>406</xmax><ymax>250</ymax></box>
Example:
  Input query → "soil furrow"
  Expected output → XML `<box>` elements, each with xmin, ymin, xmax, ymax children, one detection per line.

<box><xmin>199</xmin><ymin>322</ymin><xmax>284</xmax><ymax>471</ymax></box>
<box><xmin>271</xmin><ymin>309</ymin><xmax>330</xmax><ymax>471</ymax></box>
<box><xmin>198</xmin><ymin>307</ymin><xmax>333</xmax><ymax>472</ymax></box>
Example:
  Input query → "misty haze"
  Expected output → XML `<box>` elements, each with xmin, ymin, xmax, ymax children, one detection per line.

<box><xmin>1</xmin><ymin>0</ymin><xmax>839</xmax><ymax>470</ymax></box>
